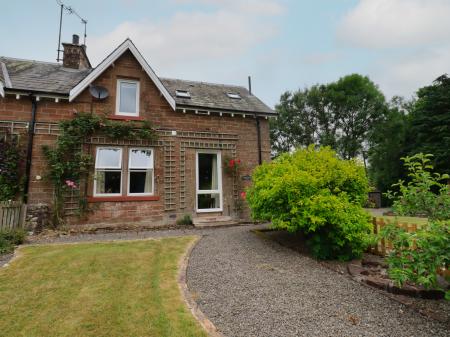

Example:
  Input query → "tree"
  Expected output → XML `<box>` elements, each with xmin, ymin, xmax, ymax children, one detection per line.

<box><xmin>271</xmin><ymin>74</ymin><xmax>387</xmax><ymax>159</ymax></box>
<box><xmin>408</xmin><ymin>75</ymin><xmax>450</xmax><ymax>174</ymax></box>
<box><xmin>368</xmin><ymin>97</ymin><xmax>412</xmax><ymax>195</ymax></box>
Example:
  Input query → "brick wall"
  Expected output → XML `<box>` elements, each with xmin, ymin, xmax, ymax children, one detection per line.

<box><xmin>0</xmin><ymin>50</ymin><xmax>271</xmax><ymax>227</ymax></box>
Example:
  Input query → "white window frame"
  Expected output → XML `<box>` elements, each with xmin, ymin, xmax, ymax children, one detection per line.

<box><xmin>93</xmin><ymin>147</ymin><xmax>123</xmax><ymax>197</ymax></box>
<box><xmin>196</xmin><ymin>150</ymin><xmax>223</xmax><ymax>213</ymax></box>
<box><xmin>127</xmin><ymin>147</ymin><xmax>154</xmax><ymax>196</ymax></box>
<box><xmin>116</xmin><ymin>79</ymin><xmax>140</xmax><ymax>117</ymax></box>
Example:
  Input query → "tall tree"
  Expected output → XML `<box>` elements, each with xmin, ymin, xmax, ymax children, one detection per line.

<box><xmin>408</xmin><ymin>75</ymin><xmax>450</xmax><ymax>174</ymax></box>
<box><xmin>368</xmin><ymin>96</ymin><xmax>412</xmax><ymax>194</ymax></box>
<box><xmin>271</xmin><ymin>74</ymin><xmax>387</xmax><ymax>159</ymax></box>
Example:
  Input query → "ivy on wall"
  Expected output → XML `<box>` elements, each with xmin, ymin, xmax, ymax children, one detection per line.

<box><xmin>43</xmin><ymin>112</ymin><xmax>157</xmax><ymax>226</ymax></box>
<box><xmin>0</xmin><ymin>135</ymin><xmax>22</xmax><ymax>201</ymax></box>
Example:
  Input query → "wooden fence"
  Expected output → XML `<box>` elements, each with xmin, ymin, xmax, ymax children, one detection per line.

<box><xmin>370</xmin><ymin>217</ymin><xmax>420</xmax><ymax>256</ymax></box>
<box><xmin>0</xmin><ymin>201</ymin><xmax>27</xmax><ymax>231</ymax></box>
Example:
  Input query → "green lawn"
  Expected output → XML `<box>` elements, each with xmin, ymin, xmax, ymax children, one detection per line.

<box><xmin>0</xmin><ymin>237</ymin><xmax>207</xmax><ymax>337</ymax></box>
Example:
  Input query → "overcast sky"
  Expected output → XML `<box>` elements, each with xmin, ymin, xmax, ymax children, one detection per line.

<box><xmin>2</xmin><ymin>0</ymin><xmax>449</xmax><ymax>107</ymax></box>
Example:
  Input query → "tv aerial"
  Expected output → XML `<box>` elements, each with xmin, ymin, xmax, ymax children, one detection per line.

<box><xmin>55</xmin><ymin>0</ymin><xmax>88</xmax><ymax>62</ymax></box>
<box><xmin>89</xmin><ymin>85</ymin><xmax>109</xmax><ymax>100</ymax></box>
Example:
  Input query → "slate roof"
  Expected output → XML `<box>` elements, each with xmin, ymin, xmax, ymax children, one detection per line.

<box><xmin>0</xmin><ymin>57</ymin><xmax>91</xmax><ymax>95</ymax></box>
<box><xmin>161</xmin><ymin>78</ymin><xmax>275</xmax><ymax>115</ymax></box>
<box><xmin>0</xmin><ymin>54</ymin><xmax>275</xmax><ymax>114</ymax></box>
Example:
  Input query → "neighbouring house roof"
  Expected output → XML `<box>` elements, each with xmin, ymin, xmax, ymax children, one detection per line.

<box><xmin>0</xmin><ymin>39</ymin><xmax>275</xmax><ymax>115</ymax></box>
<box><xmin>161</xmin><ymin>78</ymin><xmax>275</xmax><ymax>115</ymax></box>
<box><xmin>0</xmin><ymin>57</ymin><xmax>90</xmax><ymax>95</ymax></box>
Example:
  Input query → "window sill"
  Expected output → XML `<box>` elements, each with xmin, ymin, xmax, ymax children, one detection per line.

<box><xmin>107</xmin><ymin>115</ymin><xmax>145</xmax><ymax>121</ymax></box>
<box><xmin>87</xmin><ymin>196</ymin><xmax>159</xmax><ymax>202</ymax></box>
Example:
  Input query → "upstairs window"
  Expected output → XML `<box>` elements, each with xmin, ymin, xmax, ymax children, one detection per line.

<box><xmin>116</xmin><ymin>79</ymin><xmax>140</xmax><ymax>116</ymax></box>
<box><xmin>176</xmin><ymin>90</ymin><xmax>191</xmax><ymax>98</ymax></box>
<box><xmin>227</xmin><ymin>92</ymin><xmax>241</xmax><ymax>99</ymax></box>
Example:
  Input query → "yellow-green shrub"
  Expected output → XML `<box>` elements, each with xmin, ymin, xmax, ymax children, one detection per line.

<box><xmin>247</xmin><ymin>146</ymin><xmax>372</xmax><ymax>260</ymax></box>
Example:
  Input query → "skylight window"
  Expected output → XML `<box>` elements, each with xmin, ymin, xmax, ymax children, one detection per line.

<box><xmin>176</xmin><ymin>90</ymin><xmax>191</xmax><ymax>98</ymax></box>
<box><xmin>227</xmin><ymin>92</ymin><xmax>241</xmax><ymax>99</ymax></box>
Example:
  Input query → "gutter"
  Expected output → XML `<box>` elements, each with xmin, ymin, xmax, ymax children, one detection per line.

<box><xmin>23</xmin><ymin>96</ymin><xmax>37</xmax><ymax>204</ymax></box>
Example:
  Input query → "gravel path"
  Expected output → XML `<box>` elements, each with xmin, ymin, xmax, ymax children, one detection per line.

<box><xmin>187</xmin><ymin>226</ymin><xmax>449</xmax><ymax>337</ymax></box>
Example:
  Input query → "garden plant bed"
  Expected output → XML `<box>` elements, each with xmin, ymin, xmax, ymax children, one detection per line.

<box><xmin>254</xmin><ymin>228</ymin><xmax>450</xmax><ymax>325</ymax></box>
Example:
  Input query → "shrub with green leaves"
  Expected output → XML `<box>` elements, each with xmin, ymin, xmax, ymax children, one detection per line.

<box><xmin>0</xmin><ymin>137</ymin><xmax>22</xmax><ymax>201</ymax></box>
<box><xmin>381</xmin><ymin>221</ymin><xmax>449</xmax><ymax>300</ymax></box>
<box><xmin>0</xmin><ymin>229</ymin><xmax>26</xmax><ymax>254</ymax></box>
<box><xmin>247</xmin><ymin>146</ymin><xmax>372</xmax><ymax>260</ymax></box>
<box><xmin>176</xmin><ymin>214</ymin><xmax>193</xmax><ymax>226</ymax></box>
<box><xmin>385</xmin><ymin>153</ymin><xmax>450</xmax><ymax>220</ymax></box>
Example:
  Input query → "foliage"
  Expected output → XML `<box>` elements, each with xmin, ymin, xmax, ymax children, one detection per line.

<box><xmin>367</xmin><ymin>97</ymin><xmax>412</xmax><ymax>201</ymax></box>
<box><xmin>381</xmin><ymin>221</ymin><xmax>450</xmax><ymax>300</ymax></box>
<box><xmin>43</xmin><ymin>113</ymin><xmax>157</xmax><ymax>226</ymax></box>
<box><xmin>0</xmin><ymin>229</ymin><xmax>26</xmax><ymax>254</ymax></box>
<box><xmin>385</xmin><ymin>153</ymin><xmax>450</xmax><ymax>220</ymax></box>
<box><xmin>408</xmin><ymin>75</ymin><xmax>450</xmax><ymax>175</ymax></box>
<box><xmin>271</xmin><ymin>74</ymin><xmax>387</xmax><ymax>159</ymax></box>
<box><xmin>0</xmin><ymin>136</ymin><xmax>22</xmax><ymax>201</ymax></box>
<box><xmin>176</xmin><ymin>214</ymin><xmax>193</xmax><ymax>226</ymax></box>
<box><xmin>247</xmin><ymin>146</ymin><xmax>372</xmax><ymax>260</ymax></box>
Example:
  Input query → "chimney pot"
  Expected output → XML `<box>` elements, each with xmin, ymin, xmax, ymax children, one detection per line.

<box><xmin>72</xmin><ymin>34</ymin><xmax>80</xmax><ymax>45</ymax></box>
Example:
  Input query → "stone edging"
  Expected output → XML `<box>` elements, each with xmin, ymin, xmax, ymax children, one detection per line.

<box><xmin>178</xmin><ymin>236</ymin><xmax>224</xmax><ymax>337</ymax></box>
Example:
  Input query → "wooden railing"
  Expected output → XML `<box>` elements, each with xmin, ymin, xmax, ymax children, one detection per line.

<box><xmin>0</xmin><ymin>201</ymin><xmax>27</xmax><ymax>231</ymax></box>
<box><xmin>370</xmin><ymin>217</ymin><xmax>420</xmax><ymax>256</ymax></box>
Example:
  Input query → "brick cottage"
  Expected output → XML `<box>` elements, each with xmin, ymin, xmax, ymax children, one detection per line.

<box><xmin>0</xmin><ymin>35</ymin><xmax>275</xmax><ymax>228</ymax></box>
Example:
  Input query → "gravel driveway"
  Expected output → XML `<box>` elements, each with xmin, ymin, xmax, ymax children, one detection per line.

<box><xmin>187</xmin><ymin>225</ymin><xmax>449</xmax><ymax>337</ymax></box>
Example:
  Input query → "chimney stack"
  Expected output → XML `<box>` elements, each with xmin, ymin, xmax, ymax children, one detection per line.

<box><xmin>62</xmin><ymin>34</ymin><xmax>91</xmax><ymax>69</ymax></box>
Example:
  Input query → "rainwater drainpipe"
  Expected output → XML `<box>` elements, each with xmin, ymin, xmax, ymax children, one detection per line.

<box><xmin>23</xmin><ymin>95</ymin><xmax>37</xmax><ymax>203</ymax></box>
<box><xmin>249</xmin><ymin>76</ymin><xmax>262</xmax><ymax>165</ymax></box>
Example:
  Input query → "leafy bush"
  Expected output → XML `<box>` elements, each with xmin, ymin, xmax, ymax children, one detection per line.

<box><xmin>0</xmin><ymin>137</ymin><xmax>22</xmax><ymax>201</ymax></box>
<box><xmin>385</xmin><ymin>153</ymin><xmax>450</xmax><ymax>220</ymax></box>
<box><xmin>0</xmin><ymin>229</ymin><xmax>26</xmax><ymax>254</ymax></box>
<box><xmin>381</xmin><ymin>221</ymin><xmax>449</xmax><ymax>300</ymax></box>
<box><xmin>247</xmin><ymin>146</ymin><xmax>372</xmax><ymax>260</ymax></box>
<box><xmin>176</xmin><ymin>214</ymin><xmax>193</xmax><ymax>226</ymax></box>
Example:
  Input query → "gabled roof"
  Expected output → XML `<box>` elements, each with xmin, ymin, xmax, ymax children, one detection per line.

<box><xmin>161</xmin><ymin>78</ymin><xmax>275</xmax><ymax>115</ymax></box>
<box><xmin>69</xmin><ymin>39</ymin><xmax>176</xmax><ymax>110</ymax></box>
<box><xmin>0</xmin><ymin>57</ymin><xmax>90</xmax><ymax>95</ymax></box>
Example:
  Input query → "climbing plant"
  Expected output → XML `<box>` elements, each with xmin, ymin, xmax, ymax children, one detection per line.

<box><xmin>43</xmin><ymin>112</ymin><xmax>157</xmax><ymax>226</ymax></box>
<box><xmin>0</xmin><ymin>134</ymin><xmax>23</xmax><ymax>201</ymax></box>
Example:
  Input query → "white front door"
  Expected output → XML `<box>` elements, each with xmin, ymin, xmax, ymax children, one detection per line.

<box><xmin>196</xmin><ymin>150</ymin><xmax>222</xmax><ymax>212</ymax></box>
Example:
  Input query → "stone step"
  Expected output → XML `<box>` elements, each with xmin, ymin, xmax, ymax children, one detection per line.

<box><xmin>193</xmin><ymin>215</ymin><xmax>239</xmax><ymax>228</ymax></box>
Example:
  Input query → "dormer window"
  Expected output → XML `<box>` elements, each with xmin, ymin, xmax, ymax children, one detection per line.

<box><xmin>176</xmin><ymin>90</ymin><xmax>191</xmax><ymax>98</ymax></box>
<box><xmin>227</xmin><ymin>92</ymin><xmax>241</xmax><ymax>99</ymax></box>
<box><xmin>116</xmin><ymin>79</ymin><xmax>140</xmax><ymax>116</ymax></box>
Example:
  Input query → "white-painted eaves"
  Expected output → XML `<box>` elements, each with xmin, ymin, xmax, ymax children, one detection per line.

<box><xmin>69</xmin><ymin>39</ymin><xmax>176</xmax><ymax>110</ymax></box>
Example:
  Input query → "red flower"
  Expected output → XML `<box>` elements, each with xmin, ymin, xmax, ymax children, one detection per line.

<box><xmin>237</xmin><ymin>159</ymin><xmax>241</xmax><ymax>164</ymax></box>
<box><xmin>240</xmin><ymin>191</ymin><xmax>246</xmax><ymax>200</ymax></box>
<box><xmin>229</xmin><ymin>159</ymin><xmax>235</xmax><ymax>168</ymax></box>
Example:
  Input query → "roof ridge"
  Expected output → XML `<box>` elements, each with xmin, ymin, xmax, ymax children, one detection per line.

<box><xmin>0</xmin><ymin>56</ymin><xmax>61</xmax><ymax>67</ymax></box>
<box><xmin>160</xmin><ymin>77</ymin><xmax>248</xmax><ymax>91</ymax></box>
<box><xmin>1</xmin><ymin>61</ymin><xmax>12</xmax><ymax>88</ymax></box>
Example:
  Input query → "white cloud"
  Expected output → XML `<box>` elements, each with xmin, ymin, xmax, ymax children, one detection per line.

<box><xmin>372</xmin><ymin>47</ymin><xmax>450</xmax><ymax>98</ymax></box>
<box><xmin>87</xmin><ymin>4</ymin><xmax>282</xmax><ymax>76</ymax></box>
<box><xmin>173</xmin><ymin>0</ymin><xmax>286</xmax><ymax>15</ymax></box>
<box><xmin>338</xmin><ymin>0</ymin><xmax>450</xmax><ymax>49</ymax></box>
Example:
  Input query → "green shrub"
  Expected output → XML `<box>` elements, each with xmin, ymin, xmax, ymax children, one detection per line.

<box><xmin>385</xmin><ymin>153</ymin><xmax>450</xmax><ymax>220</ymax></box>
<box><xmin>0</xmin><ymin>137</ymin><xmax>22</xmax><ymax>201</ymax></box>
<box><xmin>176</xmin><ymin>214</ymin><xmax>193</xmax><ymax>226</ymax></box>
<box><xmin>381</xmin><ymin>221</ymin><xmax>450</xmax><ymax>300</ymax></box>
<box><xmin>0</xmin><ymin>229</ymin><xmax>26</xmax><ymax>254</ymax></box>
<box><xmin>247</xmin><ymin>146</ymin><xmax>372</xmax><ymax>260</ymax></box>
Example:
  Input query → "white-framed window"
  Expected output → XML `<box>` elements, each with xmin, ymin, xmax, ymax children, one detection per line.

<box><xmin>227</xmin><ymin>92</ymin><xmax>241</xmax><ymax>99</ymax></box>
<box><xmin>176</xmin><ymin>90</ymin><xmax>191</xmax><ymax>98</ymax></box>
<box><xmin>116</xmin><ymin>79</ymin><xmax>140</xmax><ymax>116</ymax></box>
<box><xmin>128</xmin><ymin>148</ymin><xmax>154</xmax><ymax>195</ymax></box>
<box><xmin>94</xmin><ymin>147</ymin><xmax>123</xmax><ymax>196</ymax></box>
<box><xmin>196</xmin><ymin>150</ymin><xmax>222</xmax><ymax>212</ymax></box>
